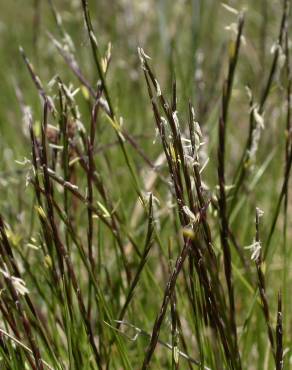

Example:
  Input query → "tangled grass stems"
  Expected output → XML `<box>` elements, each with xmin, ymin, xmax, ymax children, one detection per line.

<box><xmin>0</xmin><ymin>0</ymin><xmax>290</xmax><ymax>369</ymax></box>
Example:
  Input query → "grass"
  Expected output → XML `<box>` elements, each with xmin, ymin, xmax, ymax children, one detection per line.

<box><xmin>0</xmin><ymin>0</ymin><xmax>291</xmax><ymax>369</ymax></box>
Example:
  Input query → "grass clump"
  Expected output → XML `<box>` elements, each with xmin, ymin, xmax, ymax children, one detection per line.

<box><xmin>0</xmin><ymin>0</ymin><xmax>291</xmax><ymax>369</ymax></box>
